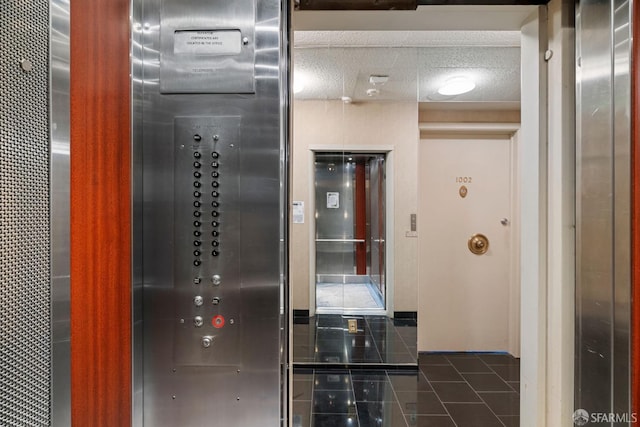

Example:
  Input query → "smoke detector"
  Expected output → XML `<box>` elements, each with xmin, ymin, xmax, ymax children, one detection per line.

<box><xmin>369</xmin><ymin>75</ymin><xmax>389</xmax><ymax>86</ymax></box>
<box><xmin>341</xmin><ymin>96</ymin><xmax>352</xmax><ymax>104</ymax></box>
<box><xmin>366</xmin><ymin>88</ymin><xmax>380</xmax><ymax>97</ymax></box>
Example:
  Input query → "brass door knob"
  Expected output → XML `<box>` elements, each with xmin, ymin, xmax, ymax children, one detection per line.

<box><xmin>468</xmin><ymin>233</ymin><xmax>489</xmax><ymax>255</ymax></box>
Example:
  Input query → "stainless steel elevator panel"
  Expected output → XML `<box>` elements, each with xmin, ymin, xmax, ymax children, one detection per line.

<box><xmin>160</xmin><ymin>0</ymin><xmax>256</xmax><ymax>93</ymax></box>
<box><xmin>576</xmin><ymin>0</ymin><xmax>631</xmax><ymax>418</ymax></box>
<box><xmin>134</xmin><ymin>0</ymin><xmax>285</xmax><ymax>425</ymax></box>
<box><xmin>1</xmin><ymin>1</ymin><xmax>51</xmax><ymax>426</ymax></box>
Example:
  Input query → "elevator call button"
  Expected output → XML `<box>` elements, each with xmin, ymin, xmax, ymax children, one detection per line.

<box><xmin>212</xmin><ymin>315</ymin><xmax>225</xmax><ymax>329</ymax></box>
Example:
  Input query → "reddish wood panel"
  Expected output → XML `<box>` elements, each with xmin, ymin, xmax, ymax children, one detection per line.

<box><xmin>355</xmin><ymin>161</ymin><xmax>367</xmax><ymax>274</ymax></box>
<box><xmin>633</xmin><ymin>0</ymin><xmax>640</xmax><ymax>417</ymax></box>
<box><xmin>70</xmin><ymin>0</ymin><xmax>131</xmax><ymax>425</ymax></box>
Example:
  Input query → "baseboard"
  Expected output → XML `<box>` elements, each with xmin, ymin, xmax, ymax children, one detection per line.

<box><xmin>293</xmin><ymin>309</ymin><xmax>310</xmax><ymax>318</ymax></box>
<box><xmin>394</xmin><ymin>311</ymin><xmax>417</xmax><ymax>320</ymax></box>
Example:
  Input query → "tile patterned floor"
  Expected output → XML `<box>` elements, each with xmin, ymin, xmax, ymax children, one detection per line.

<box><xmin>293</xmin><ymin>314</ymin><xmax>417</xmax><ymax>365</ymax></box>
<box><xmin>293</xmin><ymin>352</ymin><xmax>520</xmax><ymax>427</ymax></box>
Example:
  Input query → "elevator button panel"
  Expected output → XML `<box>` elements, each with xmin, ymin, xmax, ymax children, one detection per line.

<box><xmin>174</xmin><ymin>116</ymin><xmax>241</xmax><ymax>366</ymax></box>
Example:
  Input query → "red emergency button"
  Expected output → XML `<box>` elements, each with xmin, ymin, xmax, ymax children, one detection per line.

<box><xmin>212</xmin><ymin>315</ymin><xmax>225</xmax><ymax>329</ymax></box>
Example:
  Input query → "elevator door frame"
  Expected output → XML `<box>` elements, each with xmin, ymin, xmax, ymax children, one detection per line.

<box><xmin>307</xmin><ymin>146</ymin><xmax>395</xmax><ymax>316</ymax></box>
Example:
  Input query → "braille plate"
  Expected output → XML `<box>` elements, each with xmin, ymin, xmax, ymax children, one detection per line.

<box><xmin>173</xmin><ymin>116</ymin><xmax>241</xmax><ymax>366</ymax></box>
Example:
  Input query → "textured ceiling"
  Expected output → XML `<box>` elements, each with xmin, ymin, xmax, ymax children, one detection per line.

<box><xmin>294</xmin><ymin>30</ymin><xmax>521</xmax><ymax>47</ymax></box>
<box><xmin>293</xmin><ymin>31</ymin><xmax>521</xmax><ymax>104</ymax></box>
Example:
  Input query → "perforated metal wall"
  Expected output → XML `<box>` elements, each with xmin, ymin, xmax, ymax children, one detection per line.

<box><xmin>0</xmin><ymin>1</ymin><xmax>51</xmax><ymax>426</ymax></box>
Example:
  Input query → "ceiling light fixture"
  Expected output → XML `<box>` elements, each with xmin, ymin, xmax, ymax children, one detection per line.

<box><xmin>437</xmin><ymin>76</ymin><xmax>476</xmax><ymax>96</ymax></box>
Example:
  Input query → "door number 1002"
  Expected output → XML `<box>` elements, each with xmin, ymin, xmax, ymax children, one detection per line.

<box><xmin>455</xmin><ymin>176</ymin><xmax>473</xmax><ymax>183</ymax></box>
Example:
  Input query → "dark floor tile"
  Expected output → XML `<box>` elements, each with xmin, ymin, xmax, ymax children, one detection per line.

<box><xmin>462</xmin><ymin>373</ymin><xmax>512</xmax><ymax>392</ymax></box>
<box><xmin>351</xmin><ymin>371</ymin><xmax>389</xmax><ymax>382</ymax></box>
<box><xmin>294</xmin><ymin>345</ymin><xmax>316</xmax><ymax>359</ymax></box>
<box><xmin>293</xmin><ymin>380</ymin><xmax>313</xmax><ymax>401</ymax></box>
<box><xmin>311</xmin><ymin>413</ymin><xmax>358</xmax><ymax>427</ymax></box>
<box><xmin>477</xmin><ymin>353</ymin><xmax>519</xmax><ymax>366</ymax></box>
<box><xmin>418</xmin><ymin>354</ymin><xmax>452</xmax><ymax>366</ymax></box>
<box><xmin>393</xmin><ymin>319</ymin><xmax>417</xmax><ymax>327</ymax></box>
<box><xmin>382</xmin><ymin>353</ymin><xmax>417</xmax><ymax>364</ymax></box>
<box><xmin>366</xmin><ymin>316</ymin><xmax>390</xmax><ymax>323</ymax></box>
<box><xmin>405</xmin><ymin>415</ymin><xmax>456</xmax><ymax>427</ymax></box>
<box><xmin>316</xmin><ymin>352</ymin><xmax>347</xmax><ymax>363</ymax></box>
<box><xmin>430</xmin><ymin>382</ymin><xmax>482</xmax><ymax>403</ymax></box>
<box><xmin>491</xmin><ymin>364</ymin><xmax>520</xmax><ymax>382</ymax></box>
<box><xmin>446</xmin><ymin>356</ymin><xmax>492</xmax><ymax>373</ymax></box>
<box><xmin>347</xmin><ymin>348</ymin><xmax>383</xmax><ymax>362</ymax></box>
<box><xmin>317</xmin><ymin>315</ymin><xmax>348</xmax><ymax>327</ymax></box>
<box><xmin>314</xmin><ymin>342</ymin><xmax>351</xmax><ymax>356</ymax></box>
<box><xmin>345</xmin><ymin>335</ymin><xmax>376</xmax><ymax>347</ymax></box>
<box><xmin>367</xmin><ymin>323</ymin><xmax>392</xmax><ymax>333</ymax></box>
<box><xmin>293</xmin><ymin>401</ymin><xmax>311</xmax><ymax>427</ymax></box>
<box><xmin>499</xmin><ymin>415</ymin><xmax>520</xmax><ymax>427</ymax></box>
<box><xmin>445</xmin><ymin>403</ymin><xmax>504</xmax><ymax>427</ymax></box>
<box><xmin>358</xmin><ymin>401</ymin><xmax>408</xmax><ymax>427</ymax></box>
<box><xmin>397</xmin><ymin>332</ymin><xmax>417</xmax><ymax>342</ymax></box>
<box><xmin>478</xmin><ymin>391</ymin><xmax>520</xmax><ymax>416</ymax></box>
<box><xmin>353</xmin><ymin>380</ymin><xmax>395</xmax><ymax>402</ymax></box>
<box><xmin>294</xmin><ymin>368</ymin><xmax>315</xmax><ymax>379</ymax></box>
<box><xmin>378</xmin><ymin>341</ymin><xmax>413</xmax><ymax>354</ymax></box>
<box><xmin>314</xmin><ymin>372</ymin><xmax>352</xmax><ymax>390</ymax></box>
<box><xmin>420</xmin><ymin>365</ymin><xmax>464</xmax><ymax>382</ymax></box>
<box><xmin>395</xmin><ymin>391</ymin><xmax>447</xmax><ymax>415</ymax></box>
<box><xmin>508</xmin><ymin>381</ymin><xmax>520</xmax><ymax>393</ymax></box>
<box><xmin>312</xmin><ymin>389</ymin><xmax>356</xmax><ymax>413</ymax></box>
<box><xmin>317</xmin><ymin>329</ymin><xmax>348</xmax><ymax>341</ymax></box>
<box><xmin>294</xmin><ymin>323</ymin><xmax>315</xmax><ymax>332</ymax></box>
<box><xmin>389</xmin><ymin>373</ymin><xmax>432</xmax><ymax>392</ymax></box>
<box><xmin>349</xmin><ymin>356</ymin><xmax>384</xmax><ymax>363</ymax></box>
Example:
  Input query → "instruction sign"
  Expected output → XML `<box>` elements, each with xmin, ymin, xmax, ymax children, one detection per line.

<box><xmin>174</xmin><ymin>30</ymin><xmax>242</xmax><ymax>55</ymax></box>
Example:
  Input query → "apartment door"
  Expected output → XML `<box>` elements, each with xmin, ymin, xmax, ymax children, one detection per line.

<box><xmin>418</xmin><ymin>135</ymin><xmax>516</xmax><ymax>353</ymax></box>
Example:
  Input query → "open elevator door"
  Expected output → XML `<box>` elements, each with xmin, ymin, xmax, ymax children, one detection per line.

<box><xmin>132</xmin><ymin>0</ymin><xmax>287</xmax><ymax>425</ymax></box>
